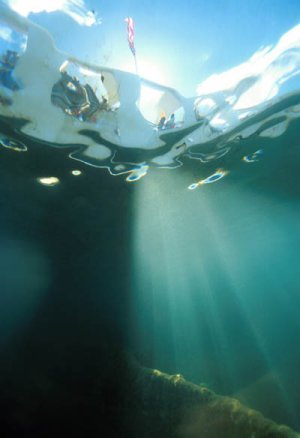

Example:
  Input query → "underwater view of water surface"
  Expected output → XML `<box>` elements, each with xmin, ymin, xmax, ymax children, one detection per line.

<box><xmin>1</xmin><ymin>1</ymin><xmax>300</xmax><ymax>436</ymax></box>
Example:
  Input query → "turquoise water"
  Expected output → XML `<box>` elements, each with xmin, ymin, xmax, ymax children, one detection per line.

<box><xmin>1</xmin><ymin>2</ymin><xmax>300</xmax><ymax>436</ymax></box>
<box><xmin>128</xmin><ymin>115</ymin><xmax>300</xmax><ymax>428</ymax></box>
<box><xmin>1</xmin><ymin>95</ymin><xmax>300</xmax><ymax>433</ymax></box>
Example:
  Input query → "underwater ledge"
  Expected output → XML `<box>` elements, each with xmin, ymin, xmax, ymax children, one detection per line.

<box><xmin>1</xmin><ymin>353</ymin><xmax>299</xmax><ymax>437</ymax></box>
<box><xmin>122</xmin><ymin>358</ymin><xmax>300</xmax><ymax>438</ymax></box>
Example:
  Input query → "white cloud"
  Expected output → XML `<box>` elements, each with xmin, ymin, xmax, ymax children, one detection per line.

<box><xmin>0</xmin><ymin>25</ymin><xmax>13</xmax><ymax>42</ymax></box>
<box><xmin>197</xmin><ymin>24</ymin><xmax>300</xmax><ymax>109</ymax></box>
<box><xmin>6</xmin><ymin>0</ymin><xmax>101</xmax><ymax>26</ymax></box>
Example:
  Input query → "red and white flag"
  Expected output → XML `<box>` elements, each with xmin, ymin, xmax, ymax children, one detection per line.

<box><xmin>125</xmin><ymin>17</ymin><xmax>136</xmax><ymax>56</ymax></box>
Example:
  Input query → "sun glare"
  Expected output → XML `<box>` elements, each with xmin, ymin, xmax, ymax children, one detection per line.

<box><xmin>120</xmin><ymin>58</ymin><xmax>168</xmax><ymax>86</ymax></box>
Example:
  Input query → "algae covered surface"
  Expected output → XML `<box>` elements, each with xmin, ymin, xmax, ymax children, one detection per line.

<box><xmin>123</xmin><ymin>360</ymin><xmax>300</xmax><ymax>438</ymax></box>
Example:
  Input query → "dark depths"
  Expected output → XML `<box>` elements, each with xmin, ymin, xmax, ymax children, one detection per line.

<box><xmin>0</xmin><ymin>120</ymin><xmax>135</xmax><ymax>436</ymax></box>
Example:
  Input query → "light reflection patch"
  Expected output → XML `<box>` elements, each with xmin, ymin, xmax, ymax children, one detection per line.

<box><xmin>188</xmin><ymin>169</ymin><xmax>228</xmax><ymax>190</ymax></box>
<box><xmin>0</xmin><ymin>137</ymin><xmax>27</xmax><ymax>152</ymax></box>
<box><xmin>37</xmin><ymin>177</ymin><xmax>60</xmax><ymax>186</ymax></box>
<box><xmin>243</xmin><ymin>149</ymin><xmax>263</xmax><ymax>163</ymax></box>
<box><xmin>114</xmin><ymin>165</ymin><xmax>126</xmax><ymax>172</ymax></box>
<box><xmin>71</xmin><ymin>170</ymin><xmax>82</xmax><ymax>176</ymax></box>
<box><xmin>126</xmin><ymin>165</ymin><xmax>149</xmax><ymax>182</ymax></box>
<box><xmin>188</xmin><ymin>147</ymin><xmax>230</xmax><ymax>163</ymax></box>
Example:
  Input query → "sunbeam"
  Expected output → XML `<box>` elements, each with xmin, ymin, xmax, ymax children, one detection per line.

<box><xmin>129</xmin><ymin>168</ymin><xmax>300</xmax><ymax>426</ymax></box>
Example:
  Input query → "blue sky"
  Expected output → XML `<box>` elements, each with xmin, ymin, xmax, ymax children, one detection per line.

<box><xmin>2</xmin><ymin>0</ymin><xmax>300</xmax><ymax>96</ymax></box>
